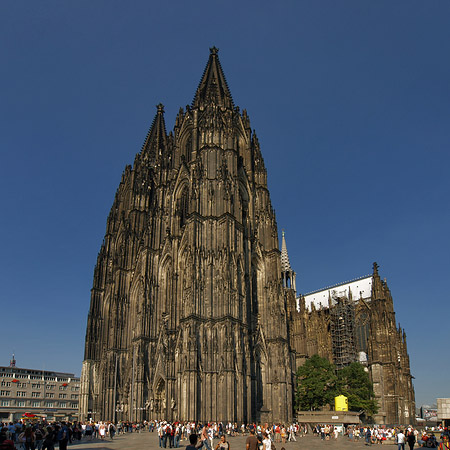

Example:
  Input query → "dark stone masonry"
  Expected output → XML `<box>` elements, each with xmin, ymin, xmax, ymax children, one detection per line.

<box><xmin>80</xmin><ymin>48</ymin><xmax>415</xmax><ymax>425</ymax></box>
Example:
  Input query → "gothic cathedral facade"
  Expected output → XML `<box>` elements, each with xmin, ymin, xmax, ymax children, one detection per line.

<box><xmin>81</xmin><ymin>48</ymin><xmax>293</xmax><ymax>424</ymax></box>
<box><xmin>80</xmin><ymin>48</ymin><xmax>415</xmax><ymax>425</ymax></box>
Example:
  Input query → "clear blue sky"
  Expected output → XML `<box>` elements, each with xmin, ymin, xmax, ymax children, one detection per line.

<box><xmin>1</xmin><ymin>1</ymin><xmax>449</xmax><ymax>409</ymax></box>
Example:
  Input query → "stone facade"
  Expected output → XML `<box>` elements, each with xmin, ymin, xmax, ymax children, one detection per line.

<box><xmin>290</xmin><ymin>263</ymin><xmax>416</xmax><ymax>425</ymax></box>
<box><xmin>80</xmin><ymin>48</ymin><xmax>415</xmax><ymax>425</ymax></box>
<box><xmin>81</xmin><ymin>48</ymin><xmax>293</xmax><ymax>424</ymax></box>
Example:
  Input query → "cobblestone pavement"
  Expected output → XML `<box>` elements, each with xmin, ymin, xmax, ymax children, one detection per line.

<box><xmin>65</xmin><ymin>433</ymin><xmax>397</xmax><ymax>450</ymax></box>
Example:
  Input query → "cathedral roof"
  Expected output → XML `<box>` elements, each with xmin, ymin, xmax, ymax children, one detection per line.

<box><xmin>192</xmin><ymin>47</ymin><xmax>234</xmax><ymax>109</ymax></box>
<box><xmin>280</xmin><ymin>230</ymin><xmax>293</xmax><ymax>273</ymax></box>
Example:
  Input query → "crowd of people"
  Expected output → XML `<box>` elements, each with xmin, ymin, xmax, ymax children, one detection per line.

<box><xmin>0</xmin><ymin>419</ymin><xmax>448</xmax><ymax>450</ymax></box>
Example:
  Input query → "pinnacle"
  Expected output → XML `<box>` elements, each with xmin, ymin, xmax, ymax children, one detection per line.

<box><xmin>141</xmin><ymin>103</ymin><xmax>167</xmax><ymax>158</ymax></box>
<box><xmin>192</xmin><ymin>47</ymin><xmax>234</xmax><ymax>109</ymax></box>
<box><xmin>281</xmin><ymin>230</ymin><xmax>293</xmax><ymax>273</ymax></box>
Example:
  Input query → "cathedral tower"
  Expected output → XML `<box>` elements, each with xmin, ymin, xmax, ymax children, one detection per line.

<box><xmin>80</xmin><ymin>48</ymin><xmax>294</xmax><ymax>423</ymax></box>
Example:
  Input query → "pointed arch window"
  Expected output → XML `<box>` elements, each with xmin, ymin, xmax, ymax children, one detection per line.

<box><xmin>179</xmin><ymin>187</ymin><xmax>189</xmax><ymax>229</ymax></box>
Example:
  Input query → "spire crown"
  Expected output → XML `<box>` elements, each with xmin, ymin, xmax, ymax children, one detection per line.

<box><xmin>193</xmin><ymin>48</ymin><xmax>234</xmax><ymax>109</ymax></box>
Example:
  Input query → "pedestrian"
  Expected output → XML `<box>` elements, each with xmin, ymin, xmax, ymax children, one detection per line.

<box><xmin>41</xmin><ymin>426</ymin><xmax>55</xmax><ymax>450</ymax></box>
<box><xmin>109</xmin><ymin>422</ymin><xmax>116</xmax><ymax>440</ymax></box>
<box><xmin>262</xmin><ymin>432</ymin><xmax>272</xmax><ymax>450</ymax></box>
<box><xmin>247</xmin><ymin>428</ymin><xmax>259</xmax><ymax>450</ymax></box>
<box><xmin>407</xmin><ymin>430</ymin><xmax>416</xmax><ymax>450</ymax></box>
<box><xmin>215</xmin><ymin>434</ymin><xmax>230</xmax><ymax>450</ymax></box>
<box><xmin>20</xmin><ymin>427</ymin><xmax>36</xmax><ymax>450</ymax></box>
<box><xmin>202</xmin><ymin>425</ymin><xmax>211</xmax><ymax>450</ymax></box>
<box><xmin>186</xmin><ymin>433</ymin><xmax>199</xmax><ymax>450</ymax></box>
<box><xmin>397</xmin><ymin>430</ymin><xmax>406</xmax><ymax>450</ymax></box>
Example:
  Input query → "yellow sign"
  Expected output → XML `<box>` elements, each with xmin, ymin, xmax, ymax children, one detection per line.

<box><xmin>335</xmin><ymin>395</ymin><xmax>348</xmax><ymax>411</ymax></box>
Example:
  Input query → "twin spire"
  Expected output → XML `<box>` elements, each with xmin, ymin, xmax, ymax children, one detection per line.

<box><xmin>142</xmin><ymin>103</ymin><xmax>167</xmax><ymax>158</ymax></box>
<box><xmin>143</xmin><ymin>47</ymin><xmax>233</xmax><ymax>157</ymax></box>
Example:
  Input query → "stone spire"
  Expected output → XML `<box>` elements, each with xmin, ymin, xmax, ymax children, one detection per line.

<box><xmin>141</xmin><ymin>103</ymin><xmax>167</xmax><ymax>159</ymax></box>
<box><xmin>281</xmin><ymin>230</ymin><xmax>296</xmax><ymax>291</ymax></box>
<box><xmin>192</xmin><ymin>47</ymin><xmax>234</xmax><ymax>109</ymax></box>
<box><xmin>281</xmin><ymin>230</ymin><xmax>292</xmax><ymax>272</ymax></box>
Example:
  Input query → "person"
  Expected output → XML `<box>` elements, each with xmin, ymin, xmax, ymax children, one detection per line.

<box><xmin>34</xmin><ymin>426</ymin><xmax>45</xmax><ymax>450</ymax></box>
<box><xmin>262</xmin><ymin>432</ymin><xmax>272</xmax><ymax>450</ymax></box>
<box><xmin>57</xmin><ymin>422</ymin><xmax>69</xmax><ymax>450</ymax></box>
<box><xmin>41</xmin><ymin>426</ymin><xmax>55</xmax><ymax>450</ymax></box>
<box><xmin>0</xmin><ymin>440</ymin><xmax>14</xmax><ymax>450</ymax></box>
<box><xmin>397</xmin><ymin>430</ymin><xmax>406</xmax><ymax>450</ymax></box>
<box><xmin>158</xmin><ymin>423</ymin><xmax>165</xmax><ymax>448</ymax></box>
<box><xmin>99</xmin><ymin>422</ymin><xmax>106</xmax><ymax>440</ymax></box>
<box><xmin>208</xmin><ymin>424</ymin><xmax>214</xmax><ymax>450</ymax></box>
<box><xmin>201</xmin><ymin>425</ymin><xmax>211</xmax><ymax>450</ymax></box>
<box><xmin>109</xmin><ymin>422</ymin><xmax>116</xmax><ymax>440</ymax></box>
<box><xmin>407</xmin><ymin>430</ymin><xmax>416</xmax><ymax>450</ymax></box>
<box><xmin>215</xmin><ymin>434</ymin><xmax>230</xmax><ymax>450</ymax></box>
<box><xmin>438</xmin><ymin>435</ymin><xmax>449</xmax><ymax>450</ymax></box>
<box><xmin>246</xmin><ymin>428</ymin><xmax>259</xmax><ymax>450</ymax></box>
<box><xmin>186</xmin><ymin>433</ymin><xmax>200</xmax><ymax>450</ymax></box>
<box><xmin>20</xmin><ymin>427</ymin><xmax>36</xmax><ymax>450</ymax></box>
<box><xmin>175</xmin><ymin>423</ymin><xmax>181</xmax><ymax>448</ymax></box>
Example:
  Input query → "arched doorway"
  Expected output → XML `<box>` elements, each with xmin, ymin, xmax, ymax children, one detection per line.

<box><xmin>154</xmin><ymin>378</ymin><xmax>166</xmax><ymax>419</ymax></box>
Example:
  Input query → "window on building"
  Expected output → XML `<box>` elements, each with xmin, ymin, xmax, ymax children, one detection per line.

<box><xmin>32</xmin><ymin>383</ymin><xmax>41</xmax><ymax>389</ymax></box>
<box><xmin>46</xmin><ymin>402</ymin><xmax>54</xmax><ymax>407</ymax></box>
<box><xmin>1</xmin><ymin>401</ymin><xmax>10</xmax><ymax>406</ymax></box>
<box><xmin>45</xmin><ymin>393</ymin><xmax>54</xmax><ymax>398</ymax></box>
<box><xmin>32</xmin><ymin>401</ymin><xmax>40</xmax><ymax>407</ymax></box>
<box><xmin>71</xmin><ymin>403</ymin><xmax>77</xmax><ymax>408</ymax></box>
<box><xmin>60</xmin><ymin>402</ymin><xmax>67</xmax><ymax>408</ymax></box>
<box><xmin>0</xmin><ymin>390</ymin><xmax>10</xmax><ymax>396</ymax></box>
<box><xmin>16</xmin><ymin>401</ymin><xmax>25</xmax><ymax>407</ymax></box>
<box><xmin>1</xmin><ymin>381</ymin><xmax>11</xmax><ymax>387</ymax></box>
<box><xmin>59</xmin><ymin>385</ymin><xmax>67</xmax><ymax>391</ymax></box>
<box><xmin>70</xmin><ymin>394</ymin><xmax>78</xmax><ymax>399</ymax></box>
<box><xmin>71</xmin><ymin>386</ymin><xmax>79</xmax><ymax>391</ymax></box>
<box><xmin>46</xmin><ymin>384</ymin><xmax>55</xmax><ymax>390</ymax></box>
<box><xmin>17</xmin><ymin>391</ymin><xmax>26</xmax><ymax>397</ymax></box>
<box><xmin>59</xmin><ymin>393</ymin><xmax>67</xmax><ymax>399</ymax></box>
<box><xmin>31</xmin><ymin>392</ymin><xmax>40</xmax><ymax>398</ymax></box>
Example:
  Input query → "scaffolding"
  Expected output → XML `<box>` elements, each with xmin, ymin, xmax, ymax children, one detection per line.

<box><xmin>330</xmin><ymin>296</ymin><xmax>357</xmax><ymax>369</ymax></box>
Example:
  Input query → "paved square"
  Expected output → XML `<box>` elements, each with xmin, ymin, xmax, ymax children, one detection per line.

<box><xmin>67</xmin><ymin>433</ymin><xmax>392</xmax><ymax>450</ymax></box>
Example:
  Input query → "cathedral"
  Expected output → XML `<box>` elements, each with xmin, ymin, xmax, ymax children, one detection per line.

<box><xmin>80</xmin><ymin>48</ymin><xmax>415</xmax><ymax>425</ymax></box>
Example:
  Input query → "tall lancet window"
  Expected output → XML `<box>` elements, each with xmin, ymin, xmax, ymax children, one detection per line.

<box><xmin>179</xmin><ymin>188</ymin><xmax>189</xmax><ymax>229</ymax></box>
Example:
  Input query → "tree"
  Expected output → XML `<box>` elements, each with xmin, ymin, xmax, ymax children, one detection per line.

<box><xmin>295</xmin><ymin>354</ymin><xmax>337</xmax><ymax>411</ymax></box>
<box><xmin>336</xmin><ymin>362</ymin><xmax>378</xmax><ymax>417</ymax></box>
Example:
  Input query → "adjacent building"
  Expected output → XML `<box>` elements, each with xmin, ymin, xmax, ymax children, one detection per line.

<box><xmin>285</xmin><ymin>257</ymin><xmax>416</xmax><ymax>425</ymax></box>
<box><xmin>437</xmin><ymin>398</ymin><xmax>450</xmax><ymax>427</ymax></box>
<box><xmin>0</xmin><ymin>356</ymin><xmax>79</xmax><ymax>422</ymax></box>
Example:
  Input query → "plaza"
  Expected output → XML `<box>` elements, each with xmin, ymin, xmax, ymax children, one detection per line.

<box><xmin>66</xmin><ymin>432</ymin><xmax>392</xmax><ymax>450</ymax></box>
